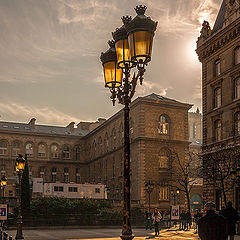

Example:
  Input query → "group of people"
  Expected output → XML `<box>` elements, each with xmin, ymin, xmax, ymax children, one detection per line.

<box><xmin>198</xmin><ymin>201</ymin><xmax>239</xmax><ymax>240</ymax></box>
<box><xmin>145</xmin><ymin>201</ymin><xmax>240</xmax><ymax>239</ymax></box>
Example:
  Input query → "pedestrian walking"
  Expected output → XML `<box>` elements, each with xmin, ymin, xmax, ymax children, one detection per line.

<box><xmin>152</xmin><ymin>208</ymin><xmax>162</xmax><ymax>236</ymax></box>
<box><xmin>198</xmin><ymin>201</ymin><xmax>227</xmax><ymax>240</ymax></box>
<box><xmin>222</xmin><ymin>201</ymin><xmax>239</xmax><ymax>240</ymax></box>
<box><xmin>194</xmin><ymin>209</ymin><xmax>202</xmax><ymax>234</ymax></box>
<box><xmin>179</xmin><ymin>209</ymin><xmax>185</xmax><ymax>230</ymax></box>
<box><xmin>145</xmin><ymin>210</ymin><xmax>152</xmax><ymax>230</ymax></box>
<box><xmin>185</xmin><ymin>209</ymin><xmax>192</xmax><ymax>230</ymax></box>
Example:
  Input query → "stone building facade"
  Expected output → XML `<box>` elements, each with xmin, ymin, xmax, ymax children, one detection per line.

<box><xmin>0</xmin><ymin>93</ymin><xmax>192</xmax><ymax>209</ymax></box>
<box><xmin>196</xmin><ymin>0</ymin><xmax>240</xmax><ymax>210</ymax></box>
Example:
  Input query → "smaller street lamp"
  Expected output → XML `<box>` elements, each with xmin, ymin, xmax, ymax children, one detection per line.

<box><xmin>170</xmin><ymin>188</ymin><xmax>180</xmax><ymax>206</ymax></box>
<box><xmin>1</xmin><ymin>176</ymin><xmax>7</xmax><ymax>201</ymax></box>
<box><xmin>144</xmin><ymin>181</ymin><xmax>154</xmax><ymax>212</ymax></box>
<box><xmin>15</xmin><ymin>154</ymin><xmax>26</xmax><ymax>240</ymax></box>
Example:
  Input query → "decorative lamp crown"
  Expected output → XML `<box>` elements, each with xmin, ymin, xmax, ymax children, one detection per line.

<box><xmin>100</xmin><ymin>40</ymin><xmax>117</xmax><ymax>64</ymax></box>
<box><xmin>135</xmin><ymin>5</ymin><xmax>147</xmax><ymax>15</ymax></box>
<box><xmin>122</xmin><ymin>16</ymin><xmax>132</xmax><ymax>25</ymax></box>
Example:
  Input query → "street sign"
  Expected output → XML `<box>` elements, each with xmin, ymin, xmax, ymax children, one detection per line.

<box><xmin>171</xmin><ymin>205</ymin><xmax>180</xmax><ymax>220</ymax></box>
<box><xmin>0</xmin><ymin>204</ymin><xmax>7</xmax><ymax>220</ymax></box>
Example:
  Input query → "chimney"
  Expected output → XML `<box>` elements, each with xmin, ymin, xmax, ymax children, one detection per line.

<box><xmin>66</xmin><ymin>122</ymin><xmax>75</xmax><ymax>133</ymax></box>
<box><xmin>28</xmin><ymin>118</ymin><xmax>36</xmax><ymax>129</ymax></box>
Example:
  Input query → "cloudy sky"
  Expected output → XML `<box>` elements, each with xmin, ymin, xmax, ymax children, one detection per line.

<box><xmin>0</xmin><ymin>0</ymin><xmax>222</xmax><ymax>126</ymax></box>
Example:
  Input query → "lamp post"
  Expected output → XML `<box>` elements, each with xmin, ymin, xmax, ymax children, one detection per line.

<box><xmin>15</xmin><ymin>154</ymin><xmax>26</xmax><ymax>240</ymax></box>
<box><xmin>0</xmin><ymin>175</ymin><xmax>7</xmax><ymax>202</ymax></box>
<box><xmin>170</xmin><ymin>188</ymin><xmax>180</xmax><ymax>206</ymax></box>
<box><xmin>100</xmin><ymin>5</ymin><xmax>157</xmax><ymax>240</ymax></box>
<box><xmin>144</xmin><ymin>181</ymin><xmax>154</xmax><ymax>212</ymax></box>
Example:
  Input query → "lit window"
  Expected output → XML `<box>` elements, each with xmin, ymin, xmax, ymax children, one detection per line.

<box><xmin>214</xmin><ymin>119</ymin><xmax>222</xmax><ymax>142</ymax></box>
<box><xmin>50</xmin><ymin>144</ymin><xmax>59</xmax><ymax>159</ymax></box>
<box><xmin>235</xmin><ymin>112</ymin><xmax>240</xmax><ymax>136</ymax></box>
<box><xmin>12</xmin><ymin>140</ymin><xmax>21</xmax><ymax>156</ymax></box>
<box><xmin>193</xmin><ymin>123</ymin><xmax>197</xmax><ymax>139</ymax></box>
<box><xmin>158</xmin><ymin>115</ymin><xmax>169</xmax><ymax>134</ymax></box>
<box><xmin>0</xmin><ymin>140</ymin><xmax>7</xmax><ymax>156</ymax></box>
<box><xmin>62</xmin><ymin>145</ymin><xmax>70</xmax><ymax>159</ymax></box>
<box><xmin>214</xmin><ymin>88</ymin><xmax>221</xmax><ymax>108</ymax></box>
<box><xmin>159</xmin><ymin>185</ymin><xmax>169</xmax><ymax>200</ymax></box>
<box><xmin>159</xmin><ymin>148</ymin><xmax>170</xmax><ymax>169</ymax></box>
<box><xmin>235</xmin><ymin>78</ymin><xmax>240</xmax><ymax>99</ymax></box>
<box><xmin>235</xmin><ymin>47</ymin><xmax>240</xmax><ymax>65</ymax></box>
<box><xmin>215</xmin><ymin>59</ymin><xmax>221</xmax><ymax>76</ymax></box>
<box><xmin>38</xmin><ymin>143</ymin><xmax>46</xmax><ymax>158</ymax></box>
<box><xmin>26</xmin><ymin>142</ymin><xmax>33</xmax><ymax>157</ymax></box>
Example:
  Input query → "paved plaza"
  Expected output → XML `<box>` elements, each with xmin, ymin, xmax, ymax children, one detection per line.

<box><xmin>5</xmin><ymin>228</ymin><xmax>201</xmax><ymax>240</ymax></box>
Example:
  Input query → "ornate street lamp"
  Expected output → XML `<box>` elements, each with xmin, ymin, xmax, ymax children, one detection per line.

<box><xmin>144</xmin><ymin>181</ymin><xmax>154</xmax><ymax>212</ymax></box>
<box><xmin>15</xmin><ymin>154</ymin><xmax>26</xmax><ymax>240</ymax></box>
<box><xmin>170</xmin><ymin>188</ymin><xmax>180</xmax><ymax>206</ymax></box>
<box><xmin>100</xmin><ymin>5</ymin><xmax>157</xmax><ymax>240</ymax></box>
<box><xmin>1</xmin><ymin>175</ymin><xmax>7</xmax><ymax>200</ymax></box>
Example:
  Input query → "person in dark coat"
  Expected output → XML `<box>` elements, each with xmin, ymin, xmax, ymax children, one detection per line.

<box><xmin>222</xmin><ymin>201</ymin><xmax>239</xmax><ymax>240</ymax></box>
<box><xmin>198</xmin><ymin>202</ymin><xmax>227</xmax><ymax>240</ymax></box>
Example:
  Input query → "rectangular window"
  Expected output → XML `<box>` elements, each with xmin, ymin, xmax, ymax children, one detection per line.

<box><xmin>95</xmin><ymin>188</ymin><xmax>100</xmax><ymax>193</ymax></box>
<box><xmin>159</xmin><ymin>186</ymin><xmax>169</xmax><ymax>200</ymax></box>
<box><xmin>76</xmin><ymin>175</ymin><xmax>81</xmax><ymax>183</ymax></box>
<box><xmin>215</xmin><ymin>59</ymin><xmax>221</xmax><ymax>76</ymax></box>
<box><xmin>51</xmin><ymin>174</ymin><xmax>56</xmax><ymax>183</ymax></box>
<box><xmin>69</xmin><ymin>187</ymin><xmax>78</xmax><ymax>192</ymax></box>
<box><xmin>64</xmin><ymin>174</ymin><xmax>69</xmax><ymax>183</ymax></box>
<box><xmin>54</xmin><ymin>186</ymin><xmax>64</xmax><ymax>192</ymax></box>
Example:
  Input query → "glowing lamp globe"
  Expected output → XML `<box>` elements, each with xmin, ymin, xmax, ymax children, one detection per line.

<box><xmin>100</xmin><ymin>40</ymin><xmax>123</xmax><ymax>89</ymax></box>
<box><xmin>0</xmin><ymin>176</ymin><xmax>7</xmax><ymax>187</ymax></box>
<box><xmin>112</xmin><ymin>16</ymin><xmax>133</xmax><ymax>69</ymax></box>
<box><xmin>15</xmin><ymin>154</ymin><xmax>26</xmax><ymax>172</ymax></box>
<box><xmin>124</xmin><ymin>5</ymin><xmax>158</xmax><ymax>65</ymax></box>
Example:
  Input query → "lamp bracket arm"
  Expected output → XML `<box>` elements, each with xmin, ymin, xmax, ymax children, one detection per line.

<box><xmin>129</xmin><ymin>73</ymin><xmax>139</xmax><ymax>100</ymax></box>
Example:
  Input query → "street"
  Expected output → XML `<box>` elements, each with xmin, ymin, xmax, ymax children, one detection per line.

<box><xmin>6</xmin><ymin>228</ymin><xmax>200</xmax><ymax>240</ymax></box>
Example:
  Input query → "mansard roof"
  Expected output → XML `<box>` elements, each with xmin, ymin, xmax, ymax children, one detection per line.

<box><xmin>0</xmin><ymin>121</ymin><xmax>89</xmax><ymax>136</ymax></box>
<box><xmin>212</xmin><ymin>0</ymin><xmax>226</xmax><ymax>34</ymax></box>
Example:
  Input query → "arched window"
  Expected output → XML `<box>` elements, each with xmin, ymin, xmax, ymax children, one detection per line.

<box><xmin>234</xmin><ymin>78</ymin><xmax>240</xmax><ymax>99</ymax></box>
<box><xmin>158</xmin><ymin>148</ymin><xmax>170</xmax><ymax>169</ymax></box>
<box><xmin>38</xmin><ymin>143</ymin><xmax>46</xmax><ymax>158</ymax></box>
<box><xmin>74</xmin><ymin>146</ymin><xmax>80</xmax><ymax>160</ymax></box>
<box><xmin>215</xmin><ymin>59</ymin><xmax>221</xmax><ymax>76</ymax></box>
<box><xmin>62</xmin><ymin>145</ymin><xmax>70</xmax><ymax>159</ymax></box>
<box><xmin>235</xmin><ymin>47</ymin><xmax>240</xmax><ymax>65</ymax></box>
<box><xmin>159</xmin><ymin>183</ymin><xmax>169</xmax><ymax>201</ymax></box>
<box><xmin>0</xmin><ymin>140</ymin><xmax>8</xmax><ymax>156</ymax></box>
<box><xmin>50</xmin><ymin>144</ymin><xmax>59</xmax><ymax>159</ymax></box>
<box><xmin>214</xmin><ymin>87</ymin><xmax>221</xmax><ymax>108</ymax></box>
<box><xmin>234</xmin><ymin>112</ymin><xmax>240</xmax><ymax>136</ymax></box>
<box><xmin>158</xmin><ymin>115</ymin><xmax>169</xmax><ymax>135</ymax></box>
<box><xmin>12</xmin><ymin>140</ymin><xmax>21</xmax><ymax>156</ymax></box>
<box><xmin>214</xmin><ymin>119</ymin><xmax>222</xmax><ymax>142</ymax></box>
<box><xmin>25</xmin><ymin>142</ymin><xmax>34</xmax><ymax>157</ymax></box>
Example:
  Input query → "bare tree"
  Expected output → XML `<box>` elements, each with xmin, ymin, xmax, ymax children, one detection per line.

<box><xmin>168</xmin><ymin>151</ymin><xmax>201</xmax><ymax>212</ymax></box>
<box><xmin>202</xmin><ymin>148</ymin><xmax>235</xmax><ymax>207</ymax></box>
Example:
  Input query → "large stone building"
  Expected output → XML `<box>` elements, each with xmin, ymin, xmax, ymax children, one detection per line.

<box><xmin>0</xmin><ymin>93</ymin><xmax>192</xmax><ymax>209</ymax></box>
<box><xmin>196</xmin><ymin>0</ymin><xmax>240</xmax><ymax>210</ymax></box>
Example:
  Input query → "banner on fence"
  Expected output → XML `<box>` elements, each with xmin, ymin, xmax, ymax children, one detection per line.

<box><xmin>0</xmin><ymin>204</ymin><xmax>7</xmax><ymax>220</ymax></box>
<box><xmin>171</xmin><ymin>205</ymin><xmax>180</xmax><ymax>220</ymax></box>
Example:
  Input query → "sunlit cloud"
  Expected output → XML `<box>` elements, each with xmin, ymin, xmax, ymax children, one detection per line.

<box><xmin>0</xmin><ymin>102</ymin><xmax>83</xmax><ymax>126</ymax></box>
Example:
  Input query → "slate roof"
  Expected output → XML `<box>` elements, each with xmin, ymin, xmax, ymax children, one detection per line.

<box><xmin>143</xmin><ymin>93</ymin><xmax>181</xmax><ymax>103</ymax></box>
<box><xmin>212</xmin><ymin>0</ymin><xmax>226</xmax><ymax>34</ymax></box>
<box><xmin>0</xmin><ymin>121</ymin><xmax>89</xmax><ymax>137</ymax></box>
